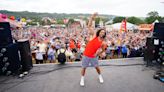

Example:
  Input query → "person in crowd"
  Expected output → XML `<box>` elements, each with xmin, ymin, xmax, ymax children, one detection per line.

<box><xmin>57</xmin><ymin>43</ymin><xmax>69</xmax><ymax>64</ymax></box>
<box><xmin>121</xmin><ymin>44</ymin><xmax>128</xmax><ymax>58</ymax></box>
<box><xmin>35</xmin><ymin>47</ymin><xmax>43</xmax><ymax>64</ymax></box>
<box><xmin>37</xmin><ymin>41</ymin><xmax>47</xmax><ymax>63</ymax></box>
<box><xmin>47</xmin><ymin>45</ymin><xmax>56</xmax><ymax>63</ymax></box>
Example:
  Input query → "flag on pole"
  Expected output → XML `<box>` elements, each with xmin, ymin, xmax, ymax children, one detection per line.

<box><xmin>120</xmin><ymin>19</ymin><xmax>127</xmax><ymax>33</ymax></box>
<box><xmin>120</xmin><ymin>19</ymin><xmax>127</xmax><ymax>40</ymax></box>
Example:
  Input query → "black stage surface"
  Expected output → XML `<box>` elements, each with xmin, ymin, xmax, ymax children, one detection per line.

<box><xmin>0</xmin><ymin>58</ymin><xmax>164</xmax><ymax>92</ymax></box>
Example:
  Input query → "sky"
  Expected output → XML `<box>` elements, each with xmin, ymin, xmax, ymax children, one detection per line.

<box><xmin>0</xmin><ymin>0</ymin><xmax>164</xmax><ymax>17</ymax></box>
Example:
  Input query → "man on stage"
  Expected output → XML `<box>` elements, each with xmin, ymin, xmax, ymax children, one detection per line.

<box><xmin>80</xmin><ymin>12</ymin><xmax>107</xmax><ymax>86</ymax></box>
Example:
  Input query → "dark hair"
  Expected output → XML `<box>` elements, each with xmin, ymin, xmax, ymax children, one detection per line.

<box><xmin>96</xmin><ymin>28</ymin><xmax>106</xmax><ymax>39</ymax></box>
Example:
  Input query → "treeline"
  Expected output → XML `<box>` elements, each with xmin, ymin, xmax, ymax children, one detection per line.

<box><xmin>0</xmin><ymin>10</ymin><xmax>163</xmax><ymax>25</ymax></box>
<box><xmin>112</xmin><ymin>11</ymin><xmax>164</xmax><ymax>25</ymax></box>
<box><xmin>0</xmin><ymin>10</ymin><xmax>114</xmax><ymax>20</ymax></box>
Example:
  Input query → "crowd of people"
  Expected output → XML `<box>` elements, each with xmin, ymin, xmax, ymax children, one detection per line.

<box><xmin>11</xmin><ymin>22</ymin><xmax>152</xmax><ymax>64</ymax></box>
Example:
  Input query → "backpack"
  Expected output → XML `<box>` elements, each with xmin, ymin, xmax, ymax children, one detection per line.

<box><xmin>58</xmin><ymin>49</ymin><xmax>66</xmax><ymax>64</ymax></box>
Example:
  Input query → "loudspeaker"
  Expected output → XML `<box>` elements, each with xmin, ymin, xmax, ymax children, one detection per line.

<box><xmin>0</xmin><ymin>22</ymin><xmax>13</xmax><ymax>46</ymax></box>
<box><xmin>144</xmin><ymin>37</ymin><xmax>164</xmax><ymax>66</ymax></box>
<box><xmin>0</xmin><ymin>43</ymin><xmax>21</xmax><ymax>75</ymax></box>
<box><xmin>17</xmin><ymin>39</ymin><xmax>33</xmax><ymax>71</ymax></box>
<box><xmin>153</xmin><ymin>23</ymin><xmax>164</xmax><ymax>39</ymax></box>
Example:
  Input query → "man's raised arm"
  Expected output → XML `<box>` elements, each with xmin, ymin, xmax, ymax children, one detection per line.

<box><xmin>87</xmin><ymin>12</ymin><xmax>98</xmax><ymax>36</ymax></box>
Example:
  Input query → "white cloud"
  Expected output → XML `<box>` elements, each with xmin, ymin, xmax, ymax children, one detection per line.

<box><xmin>0</xmin><ymin>0</ymin><xmax>164</xmax><ymax>17</ymax></box>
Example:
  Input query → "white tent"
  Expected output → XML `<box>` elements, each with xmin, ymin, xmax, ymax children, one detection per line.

<box><xmin>109</xmin><ymin>22</ymin><xmax>138</xmax><ymax>30</ymax></box>
<box><xmin>152</xmin><ymin>19</ymin><xmax>159</xmax><ymax>25</ymax></box>
<box><xmin>105</xmin><ymin>20</ymin><xmax>113</xmax><ymax>25</ymax></box>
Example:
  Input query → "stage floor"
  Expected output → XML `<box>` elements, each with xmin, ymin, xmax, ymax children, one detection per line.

<box><xmin>0</xmin><ymin>57</ymin><xmax>164</xmax><ymax>92</ymax></box>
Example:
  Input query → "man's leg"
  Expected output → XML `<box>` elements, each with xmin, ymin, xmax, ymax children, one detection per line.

<box><xmin>95</xmin><ymin>66</ymin><xmax>101</xmax><ymax>74</ymax></box>
<box><xmin>80</xmin><ymin>56</ymin><xmax>89</xmax><ymax>86</ymax></box>
<box><xmin>81</xmin><ymin>68</ymin><xmax>86</xmax><ymax>76</ymax></box>
<box><xmin>80</xmin><ymin>68</ymin><xmax>86</xmax><ymax>86</ymax></box>
<box><xmin>95</xmin><ymin>66</ymin><xmax>104</xmax><ymax>83</ymax></box>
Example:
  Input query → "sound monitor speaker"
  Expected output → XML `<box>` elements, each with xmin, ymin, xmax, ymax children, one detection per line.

<box><xmin>0</xmin><ymin>22</ymin><xmax>13</xmax><ymax>46</ymax></box>
<box><xmin>17</xmin><ymin>39</ymin><xmax>33</xmax><ymax>71</ymax></box>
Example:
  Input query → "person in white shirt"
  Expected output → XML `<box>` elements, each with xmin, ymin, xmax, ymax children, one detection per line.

<box><xmin>35</xmin><ymin>47</ymin><xmax>43</xmax><ymax>64</ymax></box>
<box><xmin>37</xmin><ymin>41</ymin><xmax>47</xmax><ymax>63</ymax></box>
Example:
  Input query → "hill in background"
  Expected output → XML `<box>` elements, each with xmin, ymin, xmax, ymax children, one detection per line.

<box><xmin>0</xmin><ymin>10</ymin><xmax>116</xmax><ymax>20</ymax></box>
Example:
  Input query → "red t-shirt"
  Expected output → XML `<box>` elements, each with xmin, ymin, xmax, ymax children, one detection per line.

<box><xmin>83</xmin><ymin>37</ymin><xmax>102</xmax><ymax>58</ymax></box>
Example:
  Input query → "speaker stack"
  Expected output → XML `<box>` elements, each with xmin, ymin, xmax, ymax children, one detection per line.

<box><xmin>0</xmin><ymin>22</ymin><xmax>33</xmax><ymax>76</ymax></box>
<box><xmin>153</xmin><ymin>23</ymin><xmax>164</xmax><ymax>65</ymax></box>
<box><xmin>143</xmin><ymin>23</ymin><xmax>164</xmax><ymax>82</ymax></box>
<box><xmin>152</xmin><ymin>23</ymin><xmax>164</xmax><ymax>65</ymax></box>
<box><xmin>144</xmin><ymin>23</ymin><xmax>164</xmax><ymax>66</ymax></box>
<box><xmin>0</xmin><ymin>22</ymin><xmax>20</xmax><ymax>75</ymax></box>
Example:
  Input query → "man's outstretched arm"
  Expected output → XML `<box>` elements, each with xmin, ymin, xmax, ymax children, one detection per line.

<box><xmin>87</xmin><ymin>12</ymin><xmax>98</xmax><ymax>37</ymax></box>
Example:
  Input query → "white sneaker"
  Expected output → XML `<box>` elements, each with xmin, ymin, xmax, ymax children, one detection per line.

<box><xmin>99</xmin><ymin>75</ymin><xmax>104</xmax><ymax>83</ymax></box>
<box><xmin>23</xmin><ymin>71</ymin><xmax>28</xmax><ymax>75</ymax></box>
<box><xmin>80</xmin><ymin>77</ymin><xmax>84</xmax><ymax>86</ymax></box>
<box><xmin>19</xmin><ymin>74</ymin><xmax>24</xmax><ymax>78</ymax></box>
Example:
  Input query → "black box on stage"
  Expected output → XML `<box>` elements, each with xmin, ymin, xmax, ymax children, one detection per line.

<box><xmin>144</xmin><ymin>37</ymin><xmax>156</xmax><ymax>62</ymax></box>
<box><xmin>17</xmin><ymin>39</ymin><xmax>33</xmax><ymax>71</ymax></box>
<box><xmin>0</xmin><ymin>22</ymin><xmax>13</xmax><ymax>46</ymax></box>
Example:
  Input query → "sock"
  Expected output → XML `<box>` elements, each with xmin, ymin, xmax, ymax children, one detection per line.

<box><xmin>81</xmin><ymin>76</ymin><xmax>84</xmax><ymax>80</ymax></box>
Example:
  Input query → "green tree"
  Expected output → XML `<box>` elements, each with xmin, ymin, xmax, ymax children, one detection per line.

<box><xmin>95</xmin><ymin>17</ymin><xmax>100</xmax><ymax>25</ymax></box>
<box><xmin>95</xmin><ymin>17</ymin><xmax>109</xmax><ymax>25</ymax></box>
<box><xmin>57</xmin><ymin>19</ymin><xmax>64</xmax><ymax>24</ymax></box>
<box><xmin>46</xmin><ymin>19</ymin><xmax>51</xmax><ymax>25</ymax></box>
<box><xmin>145</xmin><ymin>11</ymin><xmax>160</xmax><ymax>23</ymax></box>
<box><xmin>68</xmin><ymin>18</ymin><xmax>75</xmax><ymax>24</ymax></box>
<box><xmin>127</xmin><ymin>16</ymin><xmax>145</xmax><ymax>25</ymax></box>
<box><xmin>26</xmin><ymin>22</ymin><xmax>38</xmax><ymax>26</ymax></box>
<box><xmin>66</xmin><ymin>18</ymin><xmax>74</xmax><ymax>27</ymax></box>
<box><xmin>102</xmin><ymin>18</ymin><xmax>109</xmax><ymax>24</ymax></box>
<box><xmin>157</xmin><ymin>16</ymin><xmax>164</xmax><ymax>23</ymax></box>
<box><xmin>161</xmin><ymin>17</ymin><xmax>164</xmax><ymax>23</ymax></box>
<box><xmin>147</xmin><ymin>11</ymin><xmax>159</xmax><ymax>17</ymax></box>
<box><xmin>113</xmin><ymin>17</ymin><xmax>125</xmax><ymax>23</ymax></box>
